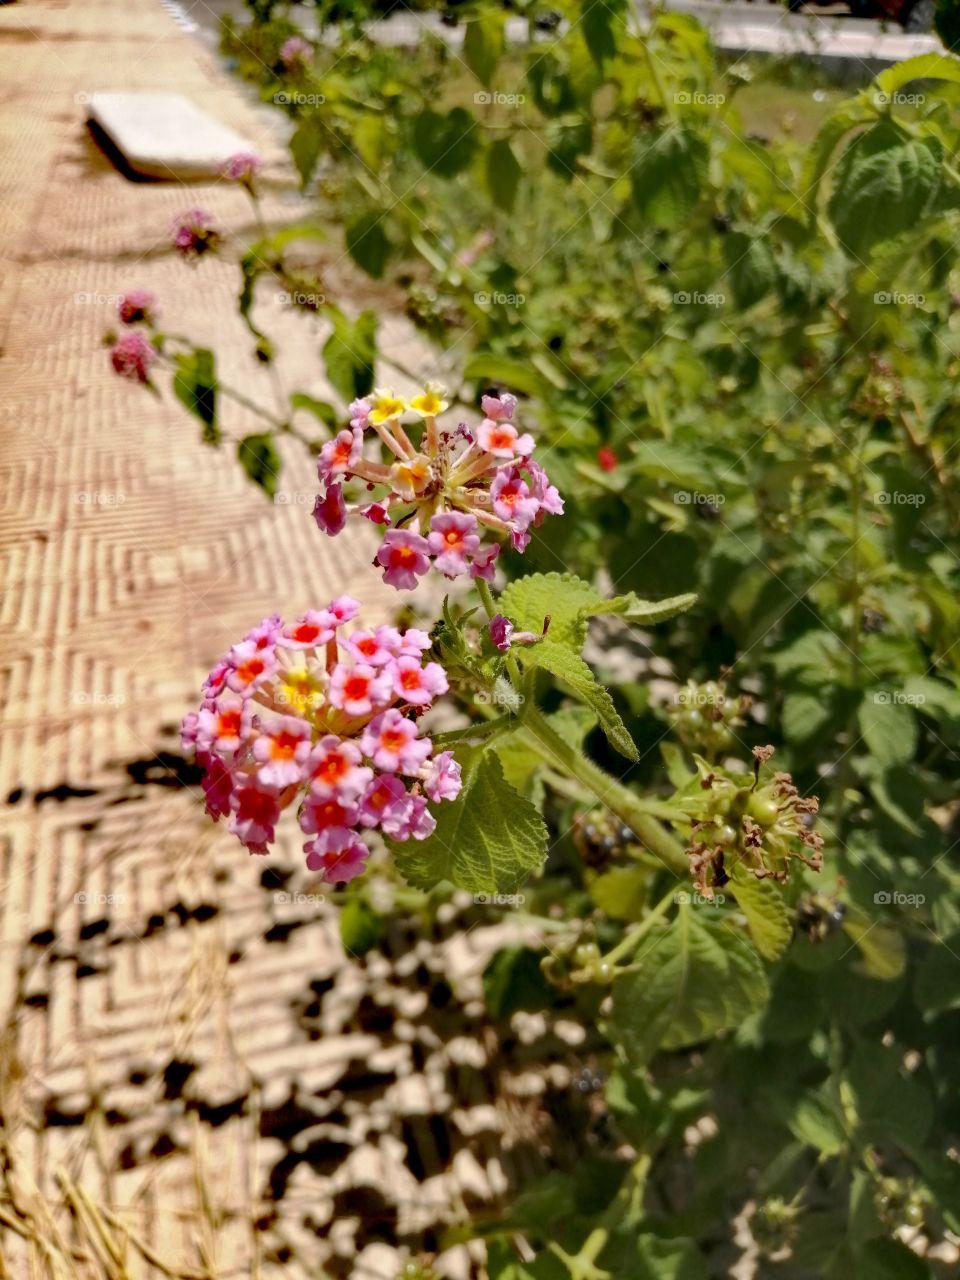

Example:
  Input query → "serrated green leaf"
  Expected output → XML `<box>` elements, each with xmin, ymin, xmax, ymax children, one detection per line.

<box><xmin>527</xmin><ymin>640</ymin><xmax>638</xmax><ymax>760</ymax></box>
<box><xmin>611</xmin><ymin>911</ymin><xmax>768</xmax><ymax>1065</ymax></box>
<box><xmin>730</xmin><ymin>867</ymin><xmax>792</xmax><ymax>961</ymax></box>
<box><xmin>392</xmin><ymin>748</ymin><xmax>547</xmax><ymax>894</ymax></box>
<box><xmin>345</xmin><ymin>210</ymin><xmax>390</xmax><ymax>278</ymax></box>
<box><xmin>237</xmin><ymin>433</ymin><xmax>281</xmax><ymax>497</ymax></box>
<box><xmin>828</xmin><ymin>125</ymin><xmax>942</xmax><ymax>258</ymax></box>
<box><xmin>631</xmin><ymin>124</ymin><xmax>709</xmax><ymax>226</ymax></box>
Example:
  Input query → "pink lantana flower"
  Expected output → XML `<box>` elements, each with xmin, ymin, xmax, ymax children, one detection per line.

<box><xmin>313</xmin><ymin>484</ymin><xmax>347</xmax><ymax>536</ymax></box>
<box><xmin>428</xmin><ymin>512</ymin><xmax>481</xmax><ymax>579</ymax></box>
<box><xmin>118</xmin><ymin>289</ymin><xmax>159</xmax><ymax>326</ymax></box>
<box><xmin>392</xmin><ymin>656</ymin><xmax>448</xmax><ymax>707</ymax></box>
<box><xmin>181</xmin><ymin>601</ymin><xmax>459</xmax><ymax>882</ymax></box>
<box><xmin>310</xmin><ymin>385</ymin><xmax>562</xmax><ymax>589</ymax></box>
<box><xmin>328</xmin><ymin>663</ymin><xmax>393</xmax><ymax>717</ymax></box>
<box><xmin>173</xmin><ymin>208</ymin><xmax>220</xmax><ymax>259</ymax></box>
<box><xmin>252</xmin><ymin>714</ymin><xmax>313</xmax><ymax>788</ymax></box>
<box><xmin>110</xmin><ymin>331</ymin><xmax>156</xmax><ymax>383</ymax></box>
<box><xmin>280</xmin><ymin>35</ymin><xmax>313</xmax><ymax>70</ymax></box>
<box><xmin>221</xmin><ymin>151</ymin><xmax>261</xmax><ymax>187</ymax></box>
<box><xmin>376</xmin><ymin>530</ymin><xmax>432</xmax><ymax>590</ymax></box>
<box><xmin>361</xmin><ymin>709</ymin><xmax>433</xmax><ymax>774</ymax></box>
<box><xmin>423</xmin><ymin>751</ymin><xmax>462</xmax><ymax>803</ymax></box>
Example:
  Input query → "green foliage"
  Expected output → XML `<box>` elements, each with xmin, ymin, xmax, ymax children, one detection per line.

<box><xmin>204</xmin><ymin>15</ymin><xmax>960</xmax><ymax>1276</ymax></box>
<box><xmin>392</xmin><ymin>748</ymin><xmax>548</xmax><ymax>894</ymax></box>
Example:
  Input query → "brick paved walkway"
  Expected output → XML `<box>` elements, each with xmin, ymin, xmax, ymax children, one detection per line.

<box><xmin>0</xmin><ymin>4</ymin><xmax>515</xmax><ymax>1277</ymax></box>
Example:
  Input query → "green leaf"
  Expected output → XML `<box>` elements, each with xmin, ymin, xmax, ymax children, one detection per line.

<box><xmin>590</xmin><ymin>866</ymin><xmax>650</xmax><ymax>921</ymax></box>
<box><xmin>723</xmin><ymin>231</ymin><xmax>777</xmax><ymax>308</ymax></box>
<box><xmin>173</xmin><ymin>348</ymin><xmax>217</xmax><ymax>437</ymax></box>
<box><xmin>289</xmin><ymin>118</ymin><xmax>323</xmax><ymax>186</ymax></box>
<box><xmin>841</xmin><ymin>913</ymin><xmax>907</xmax><ymax>981</ymax></box>
<box><xmin>339</xmin><ymin>897</ymin><xmax>382</xmax><ymax>957</ymax></box>
<box><xmin>463</xmin><ymin>10</ymin><xmax>504</xmax><ymax>87</ymax></box>
<box><xmin>345</xmin><ymin>210</ymin><xmax>391</xmax><ymax>279</ymax></box>
<box><xmin>631</xmin><ymin>125</ymin><xmax>709</xmax><ymax>226</ymax></box>
<box><xmin>914</xmin><ymin>931</ymin><xmax>960</xmax><ymax>1015</ymax></box>
<box><xmin>782</xmin><ymin>691</ymin><xmax>834</xmax><ymax>743</ymax></box>
<box><xmin>611</xmin><ymin>911</ymin><xmax>769</xmax><ymax>1065</ymax></box>
<box><xmin>582</xmin><ymin>0</ymin><xmax>627</xmax><ymax>65</ymax></box>
<box><xmin>290</xmin><ymin>393</ymin><xmax>338</xmax><ymax>429</ymax></box>
<box><xmin>499</xmin><ymin>571</ymin><xmax>693</xmax><ymax>650</ymax></box>
<box><xmin>322</xmin><ymin>308</ymin><xmax>377</xmax><ymax>403</ymax></box>
<box><xmin>856</xmin><ymin>1238</ymin><xmax>932</xmax><ymax>1280</ymax></box>
<box><xmin>873</xmin><ymin>51</ymin><xmax>960</xmax><ymax>96</ymax></box>
<box><xmin>486</xmin><ymin>137</ymin><xmax>523</xmax><ymax>211</ymax></box>
<box><xmin>633</xmin><ymin>1236</ymin><xmax>708</xmax><ymax>1280</ymax></box>
<box><xmin>545</xmin><ymin>117</ymin><xmax>593</xmax><ymax>179</ymax></box>
<box><xmin>413</xmin><ymin>108</ymin><xmax>478</xmax><ymax>177</ymax></box>
<box><xmin>788</xmin><ymin>1086</ymin><xmax>848</xmax><ymax>1155</ymax></box>
<box><xmin>237</xmin><ymin>433</ymin><xmax>281</xmax><ymax>497</ymax></box>
<box><xmin>464</xmin><ymin>352</ymin><xmax>553</xmax><ymax>397</ymax></box>
<box><xmin>730</xmin><ymin>866</ymin><xmax>792</xmax><ymax>961</ymax></box>
<box><xmin>392</xmin><ymin>748</ymin><xmax>547</xmax><ymax>894</ymax></box>
<box><xmin>527</xmin><ymin>640</ymin><xmax>638</xmax><ymax>760</ymax></box>
<box><xmin>828</xmin><ymin>125</ymin><xmax>942</xmax><ymax>258</ymax></box>
<box><xmin>858</xmin><ymin>694</ymin><xmax>918</xmax><ymax>768</ymax></box>
<box><xmin>483</xmin><ymin>946</ymin><xmax>554</xmax><ymax>1019</ymax></box>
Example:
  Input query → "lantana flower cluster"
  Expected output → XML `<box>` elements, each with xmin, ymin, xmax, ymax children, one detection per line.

<box><xmin>180</xmin><ymin>597</ymin><xmax>461</xmax><ymax>884</ymax></box>
<box><xmin>312</xmin><ymin>386</ymin><xmax>563</xmax><ymax>590</ymax></box>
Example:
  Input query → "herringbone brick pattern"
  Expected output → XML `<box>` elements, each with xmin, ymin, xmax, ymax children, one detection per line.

<box><xmin>0</xmin><ymin>4</ymin><xmax>539</xmax><ymax>1277</ymax></box>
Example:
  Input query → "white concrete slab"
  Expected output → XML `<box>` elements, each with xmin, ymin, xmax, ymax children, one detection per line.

<box><xmin>85</xmin><ymin>91</ymin><xmax>254</xmax><ymax>180</ymax></box>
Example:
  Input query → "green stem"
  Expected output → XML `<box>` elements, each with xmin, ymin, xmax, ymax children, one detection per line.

<box><xmin>521</xmin><ymin>706</ymin><xmax>688</xmax><ymax>875</ymax></box>
<box><xmin>604</xmin><ymin>885</ymin><xmax>677</xmax><ymax>967</ymax></box>
<box><xmin>475</xmin><ymin>577</ymin><xmax>497</xmax><ymax>620</ymax></box>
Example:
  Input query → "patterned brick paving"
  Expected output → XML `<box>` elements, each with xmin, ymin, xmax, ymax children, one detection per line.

<box><xmin>0</xmin><ymin>4</ymin><xmax>538</xmax><ymax>1277</ymax></box>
